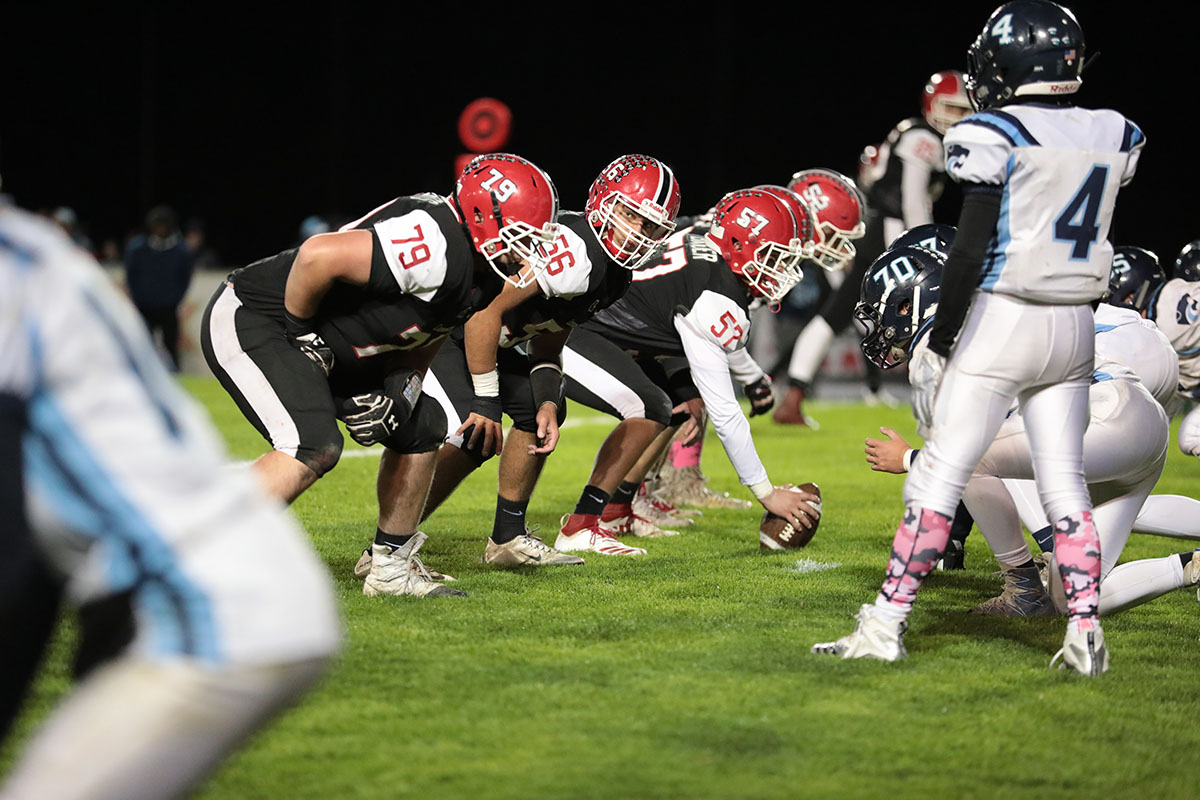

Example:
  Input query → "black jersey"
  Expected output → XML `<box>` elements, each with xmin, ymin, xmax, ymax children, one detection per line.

<box><xmin>492</xmin><ymin>211</ymin><xmax>632</xmax><ymax>349</ymax></box>
<box><xmin>227</xmin><ymin>193</ymin><xmax>499</xmax><ymax>378</ymax></box>
<box><xmin>584</xmin><ymin>229</ymin><xmax>753</xmax><ymax>357</ymax></box>
<box><xmin>866</xmin><ymin>117</ymin><xmax>947</xmax><ymax>221</ymax></box>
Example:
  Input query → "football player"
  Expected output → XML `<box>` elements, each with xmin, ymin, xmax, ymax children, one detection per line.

<box><xmin>815</xmin><ymin>1</ymin><xmax>1142</xmax><ymax>675</ymax></box>
<box><xmin>1111</xmin><ymin>243</ymin><xmax>1200</xmax><ymax>460</ymax></box>
<box><xmin>0</xmin><ymin>202</ymin><xmax>341</xmax><ymax>798</ymax></box>
<box><xmin>359</xmin><ymin>155</ymin><xmax>682</xmax><ymax>568</ymax></box>
<box><xmin>555</xmin><ymin>188</ymin><xmax>822</xmax><ymax>556</ymax></box>
<box><xmin>201</xmin><ymin>153</ymin><xmax>561</xmax><ymax>597</ymax></box>
<box><xmin>859</xmin><ymin>245</ymin><xmax>1200</xmax><ymax>620</ymax></box>
<box><xmin>775</xmin><ymin>74</ymin><xmax>969</xmax><ymax>425</ymax></box>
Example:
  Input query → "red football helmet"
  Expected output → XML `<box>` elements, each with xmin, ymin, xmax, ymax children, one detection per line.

<box><xmin>705</xmin><ymin>188</ymin><xmax>806</xmax><ymax>303</ymax></box>
<box><xmin>786</xmin><ymin>169</ymin><xmax>866</xmax><ymax>271</ymax></box>
<box><xmin>751</xmin><ymin>185</ymin><xmax>817</xmax><ymax>248</ymax></box>
<box><xmin>922</xmin><ymin>70</ymin><xmax>972</xmax><ymax>135</ymax></box>
<box><xmin>585</xmin><ymin>154</ymin><xmax>681</xmax><ymax>269</ymax></box>
<box><xmin>454</xmin><ymin>153</ymin><xmax>561</xmax><ymax>287</ymax></box>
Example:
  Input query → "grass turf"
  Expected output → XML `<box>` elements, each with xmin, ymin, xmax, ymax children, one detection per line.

<box><xmin>5</xmin><ymin>377</ymin><xmax>1199</xmax><ymax>799</ymax></box>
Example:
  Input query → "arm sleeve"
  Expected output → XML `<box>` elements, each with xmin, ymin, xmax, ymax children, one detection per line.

<box><xmin>926</xmin><ymin>186</ymin><xmax>1002</xmax><ymax>358</ymax></box>
<box><xmin>674</xmin><ymin>316</ymin><xmax>769</xmax><ymax>487</ymax></box>
<box><xmin>726</xmin><ymin>348</ymin><xmax>765</xmax><ymax>385</ymax></box>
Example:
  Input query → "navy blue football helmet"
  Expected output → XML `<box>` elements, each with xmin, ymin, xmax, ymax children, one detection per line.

<box><xmin>855</xmin><ymin>245</ymin><xmax>945</xmax><ymax>369</ymax></box>
<box><xmin>889</xmin><ymin>224</ymin><xmax>957</xmax><ymax>258</ymax></box>
<box><xmin>1107</xmin><ymin>246</ymin><xmax>1165</xmax><ymax>313</ymax></box>
<box><xmin>1173</xmin><ymin>240</ymin><xmax>1200</xmax><ymax>282</ymax></box>
<box><xmin>966</xmin><ymin>1</ymin><xmax>1085</xmax><ymax>110</ymax></box>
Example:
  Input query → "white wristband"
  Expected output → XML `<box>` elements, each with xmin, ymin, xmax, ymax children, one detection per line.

<box><xmin>470</xmin><ymin>369</ymin><xmax>500</xmax><ymax>398</ymax></box>
<box><xmin>902</xmin><ymin>448</ymin><xmax>916</xmax><ymax>473</ymax></box>
<box><xmin>749</xmin><ymin>480</ymin><xmax>774</xmax><ymax>500</ymax></box>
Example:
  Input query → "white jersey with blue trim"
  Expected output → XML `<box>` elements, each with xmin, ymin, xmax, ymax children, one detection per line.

<box><xmin>1094</xmin><ymin>303</ymin><xmax>1178</xmax><ymax>407</ymax></box>
<box><xmin>1147</xmin><ymin>277</ymin><xmax>1200</xmax><ymax>395</ymax></box>
<box><xmin>944</xmin><ymin>104</ymin><xmax>1144</xmax><ymax>304</ymax></box>
<box><xmin>0</xmin><ymin>205</ymin><xmax>340</xmax><ymax>666</ymax></box>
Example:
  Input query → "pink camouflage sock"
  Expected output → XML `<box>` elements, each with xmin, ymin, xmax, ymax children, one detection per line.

<box><xmin>669</xmin><ymin>438</ymin><xmax>702</xmax><ymax>469</ymax></box>
<box><xmin>877</xmin><ymin>505</ymin><xmax>953</xmax><ymax>616</ymax></box>
<box><xmin>1053</xmin><ymin>510</ymin><xmax>1101</xmax><ymax>623</ymax></box>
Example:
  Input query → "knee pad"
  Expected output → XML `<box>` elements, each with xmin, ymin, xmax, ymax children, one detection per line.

<box><xmin>380</xmin><ymin>394</ymin><xmax>448</xmax><ymax>455</ymax></box>
<box><xmin>296</xmin><ymin>436</ymin><xmax>343</xmax><ymax>477</ymax></box>
<box><xmin>1179</xmin><ymin>407</ymin><xmax>1200</xmax><ymax>458</ymax></box>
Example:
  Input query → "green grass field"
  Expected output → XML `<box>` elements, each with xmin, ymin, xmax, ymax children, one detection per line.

<box><xmin>6</xmin><ymin>378</ymin><xmax>1200</xmax><ymax>799</ymax></box>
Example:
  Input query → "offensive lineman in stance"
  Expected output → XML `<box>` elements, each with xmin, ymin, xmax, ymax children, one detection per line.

<box><xmin>556</xmin><ymin>188</ymin><xmax>822</xmax><ymax>556</ymax></box>
<box><xmin>814</xmin><ymin>0</ymin><xmax>1144</xmax><ymax>675</ymax></box>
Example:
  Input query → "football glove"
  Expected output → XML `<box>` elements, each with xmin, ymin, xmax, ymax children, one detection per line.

<box><xmin>284</xmin><ymin>310</ymin><xmax>334</xmax><ymax>376</ymax></box>
<box><xmin>743</xmin><ymin>375</ymin><xmax>775</xmax><ymax>417</ymax></box>
<box><xmin>908</xmin><ymin>346</ymin><xmax>946</xmax><ymax>428</ymax></box>
<box><xmin>343</xmin><ymin>392</ymin><xmax>401</xmax><ymax>446</ymax></box>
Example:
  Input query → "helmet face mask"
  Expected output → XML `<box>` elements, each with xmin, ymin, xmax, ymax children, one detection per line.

<box><xmin>966</xmin><ymin>1</ymin><xmax>1085</xmax><ymax>111</ymax></box>
<box><xmin>856</xmin><ymin>245</ymin><xmax>945</xmax><ymax>368</ymax></box>
<box><xmin>787</xmin><ymin>169</ymin><xmax>866</xmax><ymax>272</ymax></box>
<box><xmin>455</xmin><ymin>153</ymin><xmax>561</xmax><ymax>288</ymax></box>
<box><xmin>585</xmin><ymin>155</ymin><xmax>681</xmax><ymax>269</ymax></box>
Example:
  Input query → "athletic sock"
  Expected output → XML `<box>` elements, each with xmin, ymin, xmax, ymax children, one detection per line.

<box><xmin>876</xmin><ymin>505</ymin><xmax>953</xmax><ymax>616</ymax></box>
<box><xmin>375</xmin><ymin>529</ymin><xmax>414</xmax><ymax>549</ymax></box>
<box><xmin>573</xmin><ymin>485</ymin><xmax>610</xmax><ymax>517</ymax></box>
<box><xmin>492</xmin><ymin>495</ymin><xmax>529</xmax><ymax>545</ymax></box>
<box><xmin>1052</xmin><ymin>510</ymin><xmax>1101</xmax><ymax>623</ymax></box>
<box><xmin>670</xmin><ymin>439</ymin><xmax>702</xmax><ymax>469</ymax></box>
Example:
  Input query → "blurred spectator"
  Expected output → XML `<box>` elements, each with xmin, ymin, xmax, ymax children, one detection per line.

<box><xmin>184</xmin><ymin>216</ymin><xmax>222</xmax><ymax>269</ymax></box>
<box><xmin>123</xmin><ymin>205</ymin><xmax>195</xmax><ymax>370</ymax></box>
<box><xmin>50</xmin><ymin>206</ymin><xmax>94</xmax><ymax>254</ymax></box>
<box><xmin>298</xmin><ymin>214</ymin><xmax>330</xmax><ymax>245</ymax></box>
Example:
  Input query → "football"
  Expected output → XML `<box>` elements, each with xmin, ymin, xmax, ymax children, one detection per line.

<box><xmin>759</xmin><ymin>482</ymin><xmax>822</xmax><ymax>550</ymax></box>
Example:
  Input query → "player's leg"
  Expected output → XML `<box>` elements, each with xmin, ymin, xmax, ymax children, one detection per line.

<box><xmin>363</xmin><ymin>397</ymin><xmax>465</xmax><ymax>598</ymax></box>
<box><xmin>200</xmin><ymin>283</ymin><xmax>341</xmax><ymax>503</ymax></box>
<box><xmin>558</xmin><ymin>328</ymin><xmax>671</xmax><ymax>555</ymax></box>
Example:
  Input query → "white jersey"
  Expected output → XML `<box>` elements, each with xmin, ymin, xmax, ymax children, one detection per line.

<box><xmin>1094</xmin><ymin>303</ymin><xmax>1179</xmax><ymax>407</ymax></box>
<box><xmin>944</xmin><ymin>104</ymin><xmax>1144</xmax><ymax>304</ymax></box>
<box><xmin>0</xmin><ymin>205</ymin><xmax>340</xmax><ymax>666</ymax></box>
<box><xmin>1148</xmin><ymin>278</ymin><xmax>1200</xmax><ymax>395</ymax></box>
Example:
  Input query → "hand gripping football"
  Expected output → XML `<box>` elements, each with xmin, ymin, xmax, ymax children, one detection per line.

<box><xmin>759</xmin><ymin>483</ymin><xmax>821</xmax><ymax>550</ymax></box>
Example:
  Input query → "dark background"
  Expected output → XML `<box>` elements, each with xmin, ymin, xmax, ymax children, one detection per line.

<box><xmin>4</xmin><ymin>1</ymin><xmax>1194</xmax><ymax>265</ymax></box>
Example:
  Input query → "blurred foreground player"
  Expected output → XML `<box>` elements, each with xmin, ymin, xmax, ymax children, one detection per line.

<box><xmin>0</xmin><ymin>203</ymin><xmax>340</xmax><ymax>799</ymax></box>
<box><xmin>814</xmin><ymin>0</ymin><xmax>1143</xmax><ymax>675</ymax></box>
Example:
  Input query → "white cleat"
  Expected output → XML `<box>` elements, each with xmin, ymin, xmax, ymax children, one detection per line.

<box><xmin>1050</xmin><ymin>619</ymin><xmax>1109</xmax><ymax>676</ymax></box>
<box><xmin>555</xmin><ymin>515</ymin><xmax>646</xmax><ymax>557</ymax></box>
<box><xmin>355</xmin><ymin>545</ymin><xmax>456</xmax><ymax>582</ymax></box>
<box><xmin>362</xmin><ymin>532</ymin><xmax>467</xmax><ymax>598</ymax></box>
<box><xmin>812</xmin><ymin>604</ymin><xmax>908</xmax><ymax>662</ymax></box>
<box><xmin>484</xmin><ymin>532</ymin><xmax>584</xmax><ymax>566</ymax></box>
<box><xmin>656</xmin><ymin>465</ymin><xmax>752</xmax><ymax>510</ymax></box>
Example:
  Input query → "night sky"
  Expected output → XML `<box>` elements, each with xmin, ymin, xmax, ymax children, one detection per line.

<box><xmin>5</xmin><ymin>1</ymin><xmax>1196</xmax><ymax>266</ymax></box>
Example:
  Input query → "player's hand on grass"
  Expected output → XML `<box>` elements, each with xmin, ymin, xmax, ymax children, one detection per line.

<box><xmin>529</xmin><ymin>403</ymin><xmax>560</xmax><ymax>455</ymax></box>
<box><xmin>865</xmin><ymin>426</ymin><xmax>911</xmax><ymax>474</ymax></box>
<box><xmin>760</xmin><ymin>486</ymin><xmax>820</xmax><ymax>530</ymax></box>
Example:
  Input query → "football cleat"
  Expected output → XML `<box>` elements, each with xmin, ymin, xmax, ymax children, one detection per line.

<box><xmin>812</xmin><ymin>604</ymin><xmax>908</xmax><ymax>662</ymax></box>
<box><xmin>362</xmin><ymin>533</ymin><xmax>467</xmax><ymax>598</ymax></box>
<box><xmin>1182</xmin><ymin>549</ymin><xmax>1200</xmax><ymax>604</ymax></box>
<box><xmin>772</xmin><ymin>386</ymin><xmax>819</xmax><ymax>428</ymax></box>
<box><xmin>484</xmin><ymin>531</ymin><xmax>584</xmax><ymax>566</ymax></box>
<box><xmin>1050</xmin><ymin>618</ymin><xmax>1109</xmax><ymax>676</ymax></box>
<box><xmin>355</xmin><ymin>545</ymin><xmax>456</xmax><ymax>582</ymax></box>
<box><xmin>632</xmin><ymin>493</ymin><xmax>696</xmax><ymax>528</ymax></box>
<box><xmin>555</xmin><ymin>515</ymin><xmax>646</xmax><ymax>557</ymax></box>
<box><xmin>599</xmin><ymin>510</ymin><xmax>680</xmax><ymax>538</ymax></box>
<box><xmin>655</xmin><ymin>465</ymin><xmax>753</xmax><ymax>510</ymax></box>
<box><xmin>971</xmin><ymin>563</ymin><xmax>1058</xmax><ymax>617</ymax></box>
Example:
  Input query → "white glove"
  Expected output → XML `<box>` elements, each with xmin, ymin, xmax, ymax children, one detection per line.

<box><xmin>908</xmin><ymin>346</ymin><xmax>946</xmax><ymax>429</ymax></box>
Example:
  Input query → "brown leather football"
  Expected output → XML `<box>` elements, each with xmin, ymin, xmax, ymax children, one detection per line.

<box><xmin>759</xmin><ymin>482</ymin><xmax>821</xmax><ymax>550</ymax></box>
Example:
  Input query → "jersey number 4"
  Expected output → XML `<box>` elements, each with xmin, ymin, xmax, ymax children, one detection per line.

<box><xmin>1053</xmin><ymin>165</ymin><xmax>1109</xmax><ymax>261</ymax></box>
